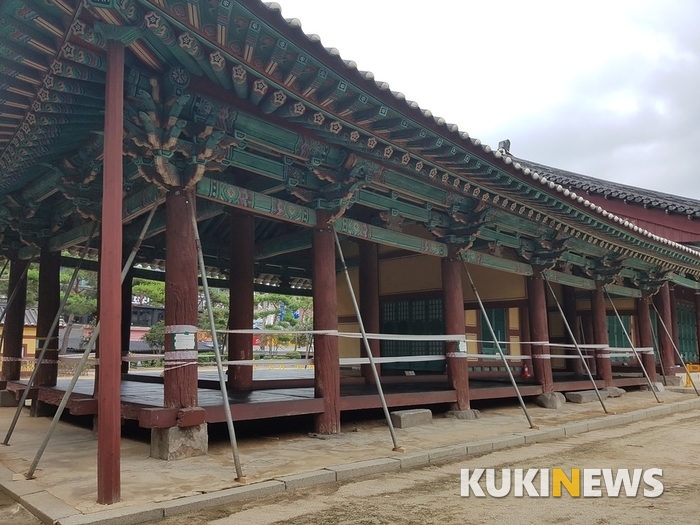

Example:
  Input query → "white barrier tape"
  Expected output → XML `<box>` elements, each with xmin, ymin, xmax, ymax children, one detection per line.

<box><xmin>122</xmin><ymin>354</ymin><xmax>165</xmax><ymax>361</ymax></box>
<box><xmin>217</xmin><ymin>329</ymin><xmax>338</xmax><ymax>335</ymax></box>
<box><xmin>163</xmin><ymin>362</ymin><xmax>199</xmax><ymax>370</ymax></box>
<box><xmin>342</xmin><ymin>355</ymin><xmax>446</xmax><ymax>365</ymax></box>
<box><xmin>469</xmin><ymin>354</ymin><xmax>532</xmax><ymax>361</ymax></box>
<box><xmin>547</xmin><ymin>354</ymin><xmax>594</xmax><ymax>359</ymax></box>
<box><xmin>544</xmin><ymin>343</ymin><xmax>609</xmax><ymax>349</ymax></box>
<box><xmin>1</xmin><ymin>357</ymin><xmax>61</xmax><ymax>364</ymax></box>
<box><xmin>222</xmin><ymin>358</ymin><xmax>313</xmax><ymax>366</ymax></box>
<box><xmin>531</xmin><ymin>354</ymin><xmax>551</xmax><ymax>359</ymax></box>
<box><xmin>164</xmin><ymin>351</ymin><xmax>198</xmax><ymax>361</ymax></box>
<box><xmin>338</xmin><ymin>332</ymin><xmax>466</xmax><ymax>342</ymax></box>
<box><xmin>58</xmin><ymin>355</ymin><xmax>98</xmax><ymax>364</ymax></box>
<box><xmin>164</xmin><ymin>325</ymin><xmax>199</xmax><ymax>334</ymax></box>
<box><xmin>608</xmin><ymin>347</ymin><xmax>653</xmax><ymax>353</ymax></box>
<box><xmin>464</xmin><ymin>340</ymin><xmax>549</xmax><ymax>345</ymax></box>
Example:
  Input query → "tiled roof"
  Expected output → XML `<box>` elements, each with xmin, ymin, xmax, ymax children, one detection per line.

<box><xmin>512</xmin><ymin>156</ymin><xmax>700</xmax><ymax>218</ymax></box>
<box><xmin>0</xmin><ymin>306</ymin><xmax>39</xmax><ymax>326</ymax></box>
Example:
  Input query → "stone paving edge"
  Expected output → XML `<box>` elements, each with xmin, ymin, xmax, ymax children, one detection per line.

<box><xmin>1</xmin><ymin>396</ymin><xmax>697</xmax><ymax>525</ymax></box>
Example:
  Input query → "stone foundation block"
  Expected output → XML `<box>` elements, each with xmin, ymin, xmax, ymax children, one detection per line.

<box><xmin>445</xmin><ymin>409</ymin><xmax>481</xmax><ymax>420</ymax></box>
<box><xmin>565</xmin><ymin>390</ymin><xmax>610</xmax><ymax>404</ymax></box>
<box><xmin>641</xmin><ymin>382</ymin><xmax>665</xmax><ymax>393</ymax></box>
<box><xmin>390</xmin><ymin>409</ymin><xmax>432</xmax><ymax>428</ymax></box>
<box><xmin>601</xmin><ymin>387</ymin><xmax>626</xmax><ymax>398</ymax></box>
<box><xmin>0</xmin><ymin>390</ymin><xmax>19</xmax><ymax>407</ymax></box>
<box><xmin>533</xmin><ymin>392</ymin><xmax>566</xmax><ymax>409</ymax></box>
<box><xmin>151</xmin><ymin>424</ymin><xmax>207</xmax><ymax>460</ymax></box>
<box><xmin>663</xmin><ymin>376</ymin><xmax>682</xmax><ymax>386</ymax></box>
<box><xmin>29</xmin><ymin>399</ymin><xmax>56</xmax><ymax>417</ymax></box>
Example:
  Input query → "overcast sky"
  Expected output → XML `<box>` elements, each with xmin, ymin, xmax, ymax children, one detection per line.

<box><xmin>276</xmin><ymin>0</ymin><xmax>700</xmax><ymax>200</ymax></box>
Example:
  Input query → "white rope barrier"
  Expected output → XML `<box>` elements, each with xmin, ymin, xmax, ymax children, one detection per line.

<box><xmin>607</xmin><ymin>347</ymin><xmax>654</xmax><ymax>354</ymax></box>
<box><xmin>217</xmin><ymin>329</ymin><xmax>338</xmax><ymax>335</ymax></box>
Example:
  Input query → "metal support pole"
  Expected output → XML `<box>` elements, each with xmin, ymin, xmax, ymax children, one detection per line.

<box><xmin>543</xmin><ymin>275</ymin><xmax>609</xmax><ymax>414</ymax></box>
<box><xmin>25</xmin><ymin>205</ymin><xmax>159</xmax><ymax>478</ymax></box>
<box><xmin>188</xmin><ymin>197</ymin><xmax>245</xmax><ymax>480</ymax></box>
<box><xmin>604</xmin><ymin>290</ymin><xmax>661</xmax><ymax>403</ymax></box>
<box><xmin>4</xmin><ymin>223</ymin><xmax>97</xmax><ymax>445</ymax></box>
<box><xmin>652</xmin><ymin>302</ymin><xmax>700</xmax><ymax>396</ymax></box>
<box><xmin>332</xmin><ymin>228</ymin><xmax>402</xmax><ymax>451</ymax></box>
<box><xmin>463</xmin><ymin>263</ymin><xmax>538</xmax><ymax>429</ymax></box>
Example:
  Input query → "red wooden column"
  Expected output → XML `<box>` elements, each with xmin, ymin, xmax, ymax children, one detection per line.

<box><xmin>563</xmin><ymin>286</ymin><xmax>584</xmax><ymax>376</ymax></box>
<box><xmin>636</xmin><ymin>296</ymin><xmax>657</xmax><ymax>382</ymax></box>
<box><xmin>120</xmin><ymin>269</ymin><xmax>133</xmax><ymax>374</ymax></box>
<box><xmin>163</xmin><ymin>189</ymin><xmax>199</xmax><ymax>408</ymax></box>
<box><xmin>35</xmin><ymin>243</ymin><xmax>60</xmax><ymax>388</ymax></box>
<box><xmin>227</xmin><ymin>212</ymin><xmax>254</xmax><ymax>391</ymax></box>
<box><xmin>653</xmin><ymin>283</ymin><xmax>676</xmax><ymax>376</ymax></box>
<box><xmin>669</xmin><ymin>285</ymin><xmax>680</xmax><ymax>365</ymax></box>
<box><xmin>2</xmin><ymin>259</ymin><xmax>28</xmax><ymax>381</ymax></box>
<box><xmin>97</xmin><ymin>39</ymin><xmax>124</xmax><ymax>505</ymax></box>
<box><xmin>359</xmin><ymin>241</ymin><xmax>380</xmax><ymax>384</ymax></box>
<box><xmin>591</xmin><ymin>283</ymin><xmax>613</xmax><ymax>386</ymax></box>
<box><xmin>527</xmin><ymin>275</ymin><xmax>553</xmax><ymax>391</ymax></box>
<box><xmin>695</xmin><ymin>292</ymin><xmax>700</xmax><ymax>363</ymax></box>
<box><xmin>313</xmin><ymin>211</ymin><xmax>340</xmax><ymax>434</ymax></box>
<box><xmin>442</xmin><ymin>253</ymin><xmax>469</xmax><ymax>409</ymax></box>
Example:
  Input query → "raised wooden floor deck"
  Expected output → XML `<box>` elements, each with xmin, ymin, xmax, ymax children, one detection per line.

<box><xmin>3</xmin><ymin>371</ymin><xmax>648</xmax><ymax>427</ymax></box>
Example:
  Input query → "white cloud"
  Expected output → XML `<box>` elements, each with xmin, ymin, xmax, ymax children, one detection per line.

<box><xmin>277</xmin><ymin>0</ymin><xmax>700</xmax><ymax>199</ymax></box>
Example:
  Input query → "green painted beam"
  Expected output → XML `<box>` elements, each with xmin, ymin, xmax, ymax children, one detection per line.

<box><xmin>196</xmin><ymin>177</ymin><xmax>317</xmax><ymax>227</ymax></box>
<box><xmin>254</xmin><ymin>230</ymin><xmax>312</xmax><ymax>260</ymax></box>
<box><xmin>334</xmin><ymin>217</ymin><xmax>448</xmax><ymax>257</ymax></box>
<box><xmin>356</xmin><ymin>189</ymin><xmax>432</xmax><ymax>223</ymax></box>
<box><xmin>460</xmin><ymin>250</ymin><xmax>533</xmax><ymax>276</ymax></box>
<box><xmin>604</xmin><ymin>283</ymin><xmax>642</xmax><ymax>298</ymax></box>
<box><xmin>667</xmin><ymin>272</ymin><xmax>700</xmax><ymax>291</ymax></box>
<box><xmin>542</xmin><ymin>269</ymin><xmax>595</xmax><ymax>290</ymax></box>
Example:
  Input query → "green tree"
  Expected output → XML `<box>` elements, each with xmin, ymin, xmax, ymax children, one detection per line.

<box><xmin>253</xmin><ymin>293</ymin><xmax>313</xmax><ymax>355</ymax></box>
<box><xmin>142</xmin><ymin>320</ymin><xmax>165</xmax><ymax>350</ymax></box>
<box><xmin>132</xmin><ymin>278</ymin><xmax>165</xmax><ymax>306</ymax></box>
<box><xmin>59</xmin><ymin>269</ymin><xmax>97</xmax><ymax>354</ymax></box>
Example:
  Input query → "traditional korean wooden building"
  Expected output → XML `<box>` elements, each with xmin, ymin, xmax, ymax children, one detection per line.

<box><xmin>0</xmin><ymin>0</ymin><xmax>699</xmax><ymax>503</ymax></box>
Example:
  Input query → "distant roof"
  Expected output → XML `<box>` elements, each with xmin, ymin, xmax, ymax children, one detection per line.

<box><xmin>0</xmin><ymin>306</ymin><xmax>38</xmax><ymax>326</ymax></box>
<box><xmin>511</xmin><ymin>155</ymin><xmax>700</xmax><ymax>218</ymax></box>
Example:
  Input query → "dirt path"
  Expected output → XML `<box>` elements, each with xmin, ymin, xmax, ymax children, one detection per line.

<box><xmin>152</xmin><ymin>411</ymin><xmax>700</xmax><ymax>525</ymax></box>
<box><xmin>0</xmin><ymin>492</ymin><xmax>40</xmax><ymax>525</ymax></box>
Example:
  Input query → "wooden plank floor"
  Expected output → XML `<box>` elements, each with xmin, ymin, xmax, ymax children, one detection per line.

<box><xmin>9</xmin><ymin>371</ymin><xmax>649</xmax><ymax>425</ymax></box>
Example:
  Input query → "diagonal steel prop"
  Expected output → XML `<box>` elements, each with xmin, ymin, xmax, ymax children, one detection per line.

<box><xmin>25</xmin><ymin>204</ymin><xmax>159</xmax><ymax>478</ymax></box>
<box><xmin>463</xmin><ymin>262</ymin><xmax>538</xmax><ymax>429</ymax></box>
<box><xmin>3</xmin><ymin>222</ymin><xmax>98</xmax><ymax>446</ymax></box>
<box><xmin>542</xmin><ymin>274</ymin><xmax>609</xmax><ymax>414</ymax></box>
<box><xmin>188</xmin><ymin>196</ymin><xmax>245</xmax><ymax>481</ymax></box>
<box><xmin>332</xmin><ymin>227</ymin><xmax>403</xmax><ymax>451</ymax></box>
<box><xmin>0</xmin><ymin>259</ymin><xmax>30</xmax><ymax>359</ymax></box>
<box><xmin>651</xmin><ymin>302</ymin><xmax>700</xmax><ymax>396</ymax></box>
<box><xmin>604</xmin><ymin>289</ymin><xmax>661</xmax><ymax>403</ymax></box>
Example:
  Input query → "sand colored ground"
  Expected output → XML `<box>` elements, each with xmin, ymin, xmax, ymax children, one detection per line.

<box><xmin>0</xmin><ymin>385</ymin><xmax>696</xmax><ymax>522</ymax></box>
<box><xmin>158</xmin><ymin>410</ymin><xmax>700</xmax><ymax>525</ymax></box>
